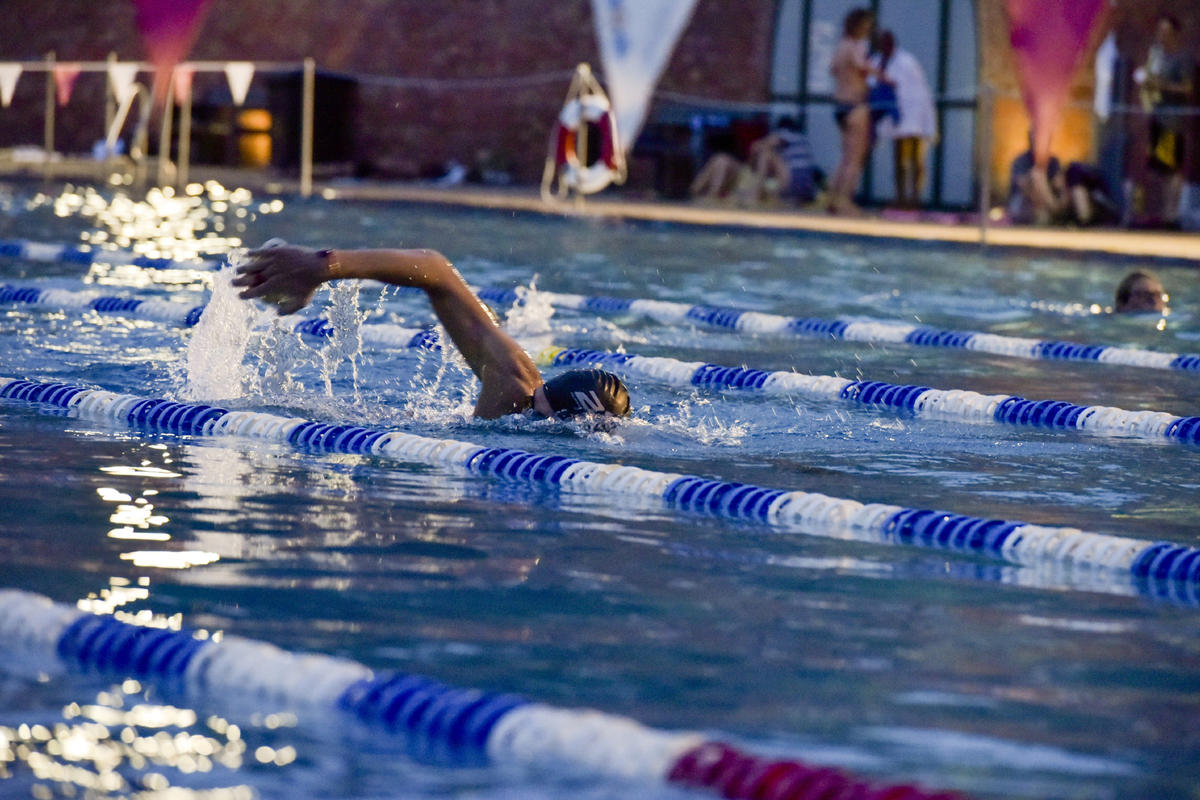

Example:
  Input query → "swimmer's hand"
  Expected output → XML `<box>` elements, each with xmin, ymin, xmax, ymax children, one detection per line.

<box><xmin>232</xmin><ymin>245</ymin><xmax>331</xmax><ymax>315</ymax></box>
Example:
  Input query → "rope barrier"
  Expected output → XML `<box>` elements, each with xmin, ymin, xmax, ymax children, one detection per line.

<box><xmin>2</xmin><ymin>376</ymin><xmax>1198</xmax><ymax>599</ymax></box>
<box><xmin>4</xmin><ymin>284</ymin><xmax>1197</xmax><ymax>447</ymax></box>
<box><xmin>0</xmin><ymin>589</ymin><xmax>966</xmax><ymax>799</ymax></box>
<box><xmin>0</xmin><ymin>238</ymin><xmax>221</xmax><ymax>270</ymax></box>
<box><xmin>475</xmin><ymin>287</ymin><xmax>1199</xmax><ymax>374</ymax></box>
<box><xmin>4</xmin><ymin>239</ymin><xmax>1194</xmax><ymax>373</ymax></box>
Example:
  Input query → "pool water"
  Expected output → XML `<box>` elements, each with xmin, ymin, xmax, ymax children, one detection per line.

<box><xmin>1</xmin><ymin>182</ymin><xmax>1199</xmax><ymax>799</ymax></box>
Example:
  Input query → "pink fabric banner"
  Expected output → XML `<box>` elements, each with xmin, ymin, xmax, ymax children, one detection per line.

<box><xmin>131</xmin><ymin>0</ymin><xmax>213</xmax><ymax>104</ymax></box>
<box><xmin>52</xmin><ymin>63</ymin><xmax>81</xmax><ymax>106</ymax></box>
<box><xmin>1006</xmin><ymin>0</ymin><xmax>1110</xmax><ymax>166</ymax></box>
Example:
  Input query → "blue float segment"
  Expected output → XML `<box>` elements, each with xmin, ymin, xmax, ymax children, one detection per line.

<box><xmin>1033</xmin><ymin>341</ymin><xmax>1106</xmax><ymax>361</ymax></box>
<box><xmin>1132</xmin><ymin>542</ymin><xmax>1200</xmax><ymax>582</ymax></box>
<box><xmin>549</xmin><ymin>347</ymin><xmax>635</xmax><ymax>368</ymax></box>
<box><xmin>294</xmin><ymin>317</ymin><xmax>335</xmax><ymax>337</ymax></box>
<box><xmin>337</xmin><ymin>671</ymin><xmax>528</xmax><ymax>756</ymax></box>
<box><xmin>125</xmin><ymin>399</ymin><xmax>229</xmax><ymax>434</ymax></box>
<box><xmin>1164</xmin><ymin>416</ymin><xmax>1200</xmax><ymax>445</ymax></box>
<box><xmin>91</xmin><ymin>296</ymin><xmax>145</xmax><ymax>314</ymax></box>
<box><xmin>840</xmin><ymin>380</ymin><xmax>931</xmax><ymax>411</ymax></box>
<box><xmin>407</xmin><ymin>329</ymin><xmax>442</xmax><ymax>351</ymax></box>
<box><xmin>475</xmin><ymin>287</ymin><xmax>520</xmax><ymax>306</ymax></box>
<box><xmin>0</xmin><ymin>240</ymin><xmax>23</xmax><ymax>258</ymax></box>
<box><xmin>883</xmin><ymin>508</ymin><xmax>1020</xmax><ymax>556</ymax></box>
<box><xmin>993</xmin><ymin>396</ymin><xmax>1088</xmax><ymax>429</ymax></box>
<box><xmin>905</xmin><ymin>327</ymin><xmax>977</xmax><ymax>348</ymax></box>
<box><xmin>56</xmin><ymin>613</ymin><xmax>209</xmax><ymax>680</ymax></box>
<box><xmin>686</xmin><ymin>305</ymin><xmax>745</xmax><ymax>330</ymax></box>
<box><xmin>663</xmin><ymin>477</ymin><xmax>785</xmax><ymax>522</ymax></box>
<box><xmin>1170</xmin><ymin>355</ymin><xmax>1200</xmax><ymax>372</ymax></box>
<box><xmin>0</xmin><ymin>380</ymin><xmax>87</xmax><ymax>408</ymax></box>
<box><xmin>0</xmin><ymin>285</ymin><xmax>45</xmax><ymax>304</ymax></box>
<box><xmin>691</xmin><ymin>364</ymin><xmax>771</xmax><ymax>390</ymax></box>
<box><xmin>287</xmin><ymin>421</ymin><xmax>386</xmax><ymax>454</ymax></box>
<box><xmin>786</xmin><ymin>317</ymin><xmax>850</xmax><ymax>338</ymax></box>
<box><xmin>184</xmin><ymin>306</ymin><xmax>205</xmax><ymax>327</ymax></box>
<box><xmin>583</xmin><ymin>295</ymin><xmax>634</xmax><ymax>313</ymax></box>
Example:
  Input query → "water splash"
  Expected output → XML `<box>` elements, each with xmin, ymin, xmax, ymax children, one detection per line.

<box><xmin>178</xmin><ymin>256</ymin><xmax>259</xmax><ymax>402</ymax></box>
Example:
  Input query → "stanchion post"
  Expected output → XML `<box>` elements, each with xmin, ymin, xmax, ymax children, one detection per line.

<box><xmin>43</xmin><ymin>51</ymin><xmax>55</xmax><ymax>182</ymax></box>
<box><xmin>977</xmin><ymin>82</ymin><xmax>994</xmax><ymax>249</ymax></box>
<box><xmin>157</xmin><ymin>76</ymin><xmax>175</xmax><ymax>188</ymax></box>
<box><xmin>105</xmin><ymin>52</ymin><xmax>117</xmax><ymax>139</ymax></box>
<box><xmin>300</xmin><ymin>57</ymin><xmax>315</xmax><ymax>197</ymax></box>
<box><xmin>178</xmin><ymin>68</ymin><xmax>192</xmax><ymax>189</ymax></box>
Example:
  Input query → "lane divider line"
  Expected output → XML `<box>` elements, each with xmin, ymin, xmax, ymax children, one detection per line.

<box><xmin>0</xmin><ymin>589</ymin><xmax>966</xmax><ymax>799</ymax></box>
<box><xmin>3</xmin><ymin>376</ymin><xmax>1199</xmax><ymax>594</ymax></box>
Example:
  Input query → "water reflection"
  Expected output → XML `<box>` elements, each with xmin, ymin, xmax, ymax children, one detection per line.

<box><xmin>0</xmin><ymin>680</ymin><xmax>252</xmax><ymax>798</ymax></box>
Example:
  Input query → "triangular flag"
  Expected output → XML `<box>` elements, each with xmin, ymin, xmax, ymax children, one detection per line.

<box><xmin>53</xmin><ymin>63</ymin><xmax>82</xmax><ymax>107</ymax></box>
<box><xmin>224</xmin><ymin>62</ymin><xmax>254</xmax><ymax>106</ymax></box>
<box><xmin>172</xmin><ymin>64</ymin><xmax>195</xmax><ymax>104</ymax></box>
<box><xmin>0</xmin><ymin>64</ymin><xmax>21</xmax><ymax>108</ymax></box>
<box><xmin>589</xmin><ymin>0</ymin><xmax>699</xmax><ymax>152</ymax></box>
<box><xmin>108</xmin><ymin>62</ymin><xmax>140</xmax><ymax>105</ymax></box>
<box><xmin>132</xmin><ymin>0</ymin><xmax>214</xmax><ymax>106</ymax></box>
<box><xmin>1006</xmin><ymin>0</ymin><xmax>1110</xmax><ymax>166</ymax></box>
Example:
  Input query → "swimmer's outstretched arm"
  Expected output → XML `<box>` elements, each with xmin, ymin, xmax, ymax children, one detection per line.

<box><xmin>233</xmin><ymin>245</ymin><xmax>542</xmax><ymax>418</ymax></box>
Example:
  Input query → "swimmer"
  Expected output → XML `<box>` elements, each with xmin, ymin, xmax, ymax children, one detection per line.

<box><xmin>232</xmin><ymin>244</ymin><xmax>630</xmax><ymax>421</ymax></box>
<box><xmin>1114</xmin><ymin>269</ymin><xmax>1167</xmax><ymax>314</ymax></box>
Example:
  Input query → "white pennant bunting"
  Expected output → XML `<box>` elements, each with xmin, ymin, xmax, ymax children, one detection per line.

<box><xmin>589</xmin><ymin>0</ymin><xmax>698</xmax><ymax>152</ymax></box>
<box><xmin>224</xmin><ymin>62</ymin><xmax>254</xmax><ymax>106</ymax></box>
<box><xmin>107</xmin><ymin>62</ymin><xmax>140</xmax><ymax>105</ymax></box>
<box><xmin>0</xmin><ymin>64</ymin><xmax>21</xmax><ymax>108</ymax></box>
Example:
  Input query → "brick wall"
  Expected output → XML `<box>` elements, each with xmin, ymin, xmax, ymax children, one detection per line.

<box><xmin>0</xmin><ymin>1</ymin><xmax>1194</xmax><ymax>197</ymax></box>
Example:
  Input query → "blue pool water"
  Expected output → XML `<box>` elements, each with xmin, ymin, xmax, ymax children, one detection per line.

<box><xmin>1</xmin><ymin>182</ymin><xmax>1199</xmax><ymax>799</ymax></box>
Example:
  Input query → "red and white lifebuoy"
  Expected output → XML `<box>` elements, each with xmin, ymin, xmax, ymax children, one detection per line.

<box><xmin>553</xmin><ymin>93</ymin><xmax>623</xmax><ymax>195</ymax></box>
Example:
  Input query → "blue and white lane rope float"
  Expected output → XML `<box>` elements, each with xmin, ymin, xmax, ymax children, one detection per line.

<box><xmin>476</xmin><ymin>287</ymin><xmax>1200</xmax><ymax>374</ymax></box>
<box><xmin>4</xmin><ymin>283</ymin><xmax>1198</xmax><ymax>447</ymax></box>
<box><xmin>0</xmin><ymin>591</ymin><xmax>964</xmax><ymax>800</ymax></box>
<box><xmin>0</xmin><ymin>283</ymin><xmax>439</xmax><ymax>351</ymax></box>
<box><xmin>3</xmin><ymin>377</ymin><xmax>1199</xmax><ymax>593</ymax></box>
<box><xmin>533</xmin><ymin>345</ymin><xmax>1200</xmax><ymax>447</ymax></box>
<box><xmin>3</xmin><ymin>237</ymin><xmax>1193</xmax><ymax>374</ymax></box>
<box><xmin>0</xmin><ymin>238</ymin><xmax>220</xmax><ymax>270</ymax></box>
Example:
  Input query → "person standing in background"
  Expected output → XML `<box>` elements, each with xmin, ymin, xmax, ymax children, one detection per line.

<box><xmin>872</xmin><ymin>31</ymin><xmax>938</xmax><ymax>209</ymax></box>
<box><xmin>828</xmin><ymin>8</ymin><xmax>881</xmax><ymax>216</ymax></box>
<box><xmin>1134</xmin><ymin>14</ymin><xmax>1194</xmax><ymax>226</ymax></box>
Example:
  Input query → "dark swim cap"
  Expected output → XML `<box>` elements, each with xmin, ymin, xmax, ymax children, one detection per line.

<box><xmin>541</xmin><ymin>369</ymin><xmax>630</xmax><ymax>420</ymax></box>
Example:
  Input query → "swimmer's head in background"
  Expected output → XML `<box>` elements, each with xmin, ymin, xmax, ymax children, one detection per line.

<box><xmin>538</xmin><ymin>369</ymin><xmax>630</xmax><ymax>421</ymax></box>
<box><xmin>1114</xmin><ymin>269</ymin><xmax>1167</xmax><ymax>314</ymax></box>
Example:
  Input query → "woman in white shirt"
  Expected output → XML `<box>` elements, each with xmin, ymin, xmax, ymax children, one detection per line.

<box><xmin>873</xmin><ymin>31</ymin><xmax>938</xmax><ymax>208</ymax></box>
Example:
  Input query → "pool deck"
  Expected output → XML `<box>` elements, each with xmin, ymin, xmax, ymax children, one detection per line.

<box><xmin>4</xmin><ymin>158</ymin><xmax>1198</xmax><ymax>264</ymax></box>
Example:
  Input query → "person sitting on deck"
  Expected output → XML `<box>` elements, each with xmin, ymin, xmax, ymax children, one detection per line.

<box><xmin>232</xmin><ymin>244</ymin><xmax>631</xmax><ymax>421</ymax></box>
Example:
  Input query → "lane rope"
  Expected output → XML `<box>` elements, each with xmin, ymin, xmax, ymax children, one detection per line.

<box><xmin>0</xmin><ymin>589</ymin><xmax>965</xmax><ymax>799</ymax></box>
<box><xmin>4</xmin><ymin>283</ymin><xmax>1198</xmax><ymax>447</ymax></box>
<box><xmin>475</xmin><ymin>287</ymin><xmax>1199</xmax><ymax>374</ymax></box>
<box><xmin>3</xmin><ymin>376</ymin><xmax>1199</xmax><ymax>599</ymax></box>
<box><xmin>1</xmin><ymin>238</ymin><xmax>1192</xmax><ymax>374</ymax></box>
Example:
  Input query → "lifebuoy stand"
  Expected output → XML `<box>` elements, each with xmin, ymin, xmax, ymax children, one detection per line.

<box><xmin>541</xmin><ymin>63</ymin><xmax>627</xmax><ymax>203</ymax></box>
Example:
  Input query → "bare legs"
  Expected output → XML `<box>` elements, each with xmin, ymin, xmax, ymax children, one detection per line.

<box><xmin>689</xmin><ymin>153</ymin><xmax>743</xmax><ymax>201</ymax></box>
<box><xmin>892</xmin><ymin>137</ymin><xmax>926</xmax><ymax>208</ymax></box>
<box><xmin>829</xmin><ymin>105</ymin><xmax>870</xmax><ymax>215</ymax></box>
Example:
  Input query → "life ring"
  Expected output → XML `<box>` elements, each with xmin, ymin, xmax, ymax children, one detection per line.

<box><xmin>553</xmin><ymin>93</ymin><xmax>623</xmax><ymax>195</ymax></box>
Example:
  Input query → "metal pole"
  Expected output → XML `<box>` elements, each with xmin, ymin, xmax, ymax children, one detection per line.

<box><xmin>178</xmin><ymin>72</ymin><xmax>192</xmax><ymax>189</ymax></box>
<box><xmin>43</xmin><ymin>51</ymin><xmax>55</xmax><ymax>182</ymax></box>
<box><xmin>157</xmin><ymin>75</ymin><xmax>175</xmax><ymax>187</ymax></box>
<box><xmin>300</xmin><ymin>57</ymin><xmax>315</xmax><ymax>197</ymax></box>
<box><xmin>977</xmin><ymin>83</ymin><xmax>993</xmax><ymax>249</ymax></box>
<box><xmin>105</xmin><ymin>52</ymin><xmax>117</xmax><ymax>138</ymax></box>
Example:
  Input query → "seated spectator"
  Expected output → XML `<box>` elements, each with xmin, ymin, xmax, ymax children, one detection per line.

<box><xmin>1007</xmin><ymin>145</ymin><xmax>1067</xmax><ymax>225</ymax></box>
<box><xmin>689</xmin><ymin>151</ymin><xmax>745</xmax><ymax>202</ymax></box>
<box><xmin>1063</xmin><ymin>162</ymin><xmax>1119</xmax><ymax>226</ymax></box>
<box><xmin>745</xmin><ymin>118</ymin><xmax>822</xmax><ymax>205</ymax></box>
<box><xmin>1114</xmin><ymin>270</ymin><xmax>1168</xmax><ymax>313</ymax></box>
